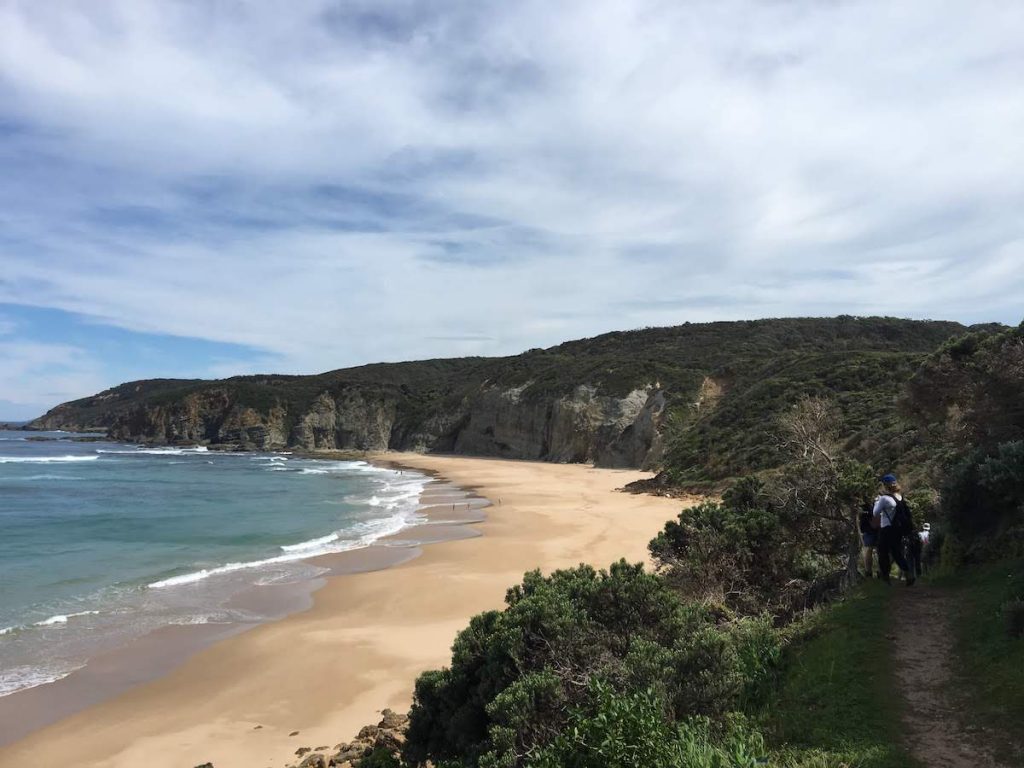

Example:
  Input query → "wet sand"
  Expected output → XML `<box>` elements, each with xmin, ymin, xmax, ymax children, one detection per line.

<box><xmin>0</xmin><ymin>454</ymin><xmax>696</xmax><ymax>768</ymax></box>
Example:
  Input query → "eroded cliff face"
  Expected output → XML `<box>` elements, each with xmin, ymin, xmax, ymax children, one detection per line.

<box><xmin>107</xmin><ymin>390</ymin><xmax>290</xmax><ymax>449</ymax></box>
<box><xmin>454</xmin><ymin>385</ymin><xmax>665</xmax><ymax>468</ymax></box>
<box><xmin>96</xmin><ymin>382</ymin><xmax>667</xmax><ymax>468</ymax></box>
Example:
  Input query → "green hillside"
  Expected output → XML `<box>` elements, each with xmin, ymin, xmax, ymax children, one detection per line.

<box><xmin>30</xmin><ymin>316</ymin><xmax>982</xmax><ymax>479</ymax></box>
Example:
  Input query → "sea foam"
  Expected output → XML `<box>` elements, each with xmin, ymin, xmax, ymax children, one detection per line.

<box><xmin>96</xmin><ymin>446</ymin><xmax>209</xmax><ymax>456</ymax></box>
<box><xmin>33</xmin><ymin>610</ymin><xmax>100</xmax><ymax>627</ymax></box>
<box><xmin>150</xmin><ymin>472</ymin><xmax>429</xmax><ymax>589</ymax></box>
<box><xmin>0</xmin><ymin>455</ymin><xmax>98</xmax><ymax>464</ymax></box>
<box><xmin>0</xmin><ymin>665</ymin><xmax>78</xmax><ymax>698</ymax></box>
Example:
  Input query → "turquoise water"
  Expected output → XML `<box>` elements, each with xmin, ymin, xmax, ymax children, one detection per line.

<box><xmin>0</xmin><ymin>430</ymin><xmax>427</xmax><ymax>696</ymax></box>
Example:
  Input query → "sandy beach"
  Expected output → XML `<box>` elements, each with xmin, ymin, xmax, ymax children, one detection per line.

<box><xmin>0</xmin><ymin>454</ymin><xmax>694</xmax><ymax>768</ymax></box>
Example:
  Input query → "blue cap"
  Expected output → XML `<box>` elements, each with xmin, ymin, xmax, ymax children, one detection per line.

<box><xmin>881</xmin><ymin>473</ymin><xmax>898</xmax><ymax>484</ymax></box>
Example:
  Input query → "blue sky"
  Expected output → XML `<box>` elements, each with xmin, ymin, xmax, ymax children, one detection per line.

<box><xmin>1</xmin><ymin>1</ymin><xmax>1022</xmax><ymax>420</ymax></box>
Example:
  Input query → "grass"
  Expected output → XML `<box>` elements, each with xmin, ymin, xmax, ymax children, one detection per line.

<box><xmin>761</xmin><ymin>581</ymin><xmax>919</xmax><ymax>768</ymax></box>
<box><xmin>940</xmin><ymin>558</ymin><xmax>1024</xmax><ymax>763</ymax></box>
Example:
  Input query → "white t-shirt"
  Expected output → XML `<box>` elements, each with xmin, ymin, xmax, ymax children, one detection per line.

<box><xmin>872</xmin><ymin>493</ymin><xmax>902</xmax><ymax>528</ymax></box>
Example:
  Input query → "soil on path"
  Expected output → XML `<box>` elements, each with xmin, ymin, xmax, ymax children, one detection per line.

<box><xmin>891</xmin><ymin>585</ymin><xmax>1010</xmax><ymax>768</ymax></box>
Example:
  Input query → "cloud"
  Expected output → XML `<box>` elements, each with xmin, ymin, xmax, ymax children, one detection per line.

<box><xmin>0</xmin><ymin>0</ymin><xmax>1022</xmax><ymax>411</ymax></box>
<box><xmin>0</xmin><ymin>340</ymin><xmax>106</xmax><ymax>417</ymax></box>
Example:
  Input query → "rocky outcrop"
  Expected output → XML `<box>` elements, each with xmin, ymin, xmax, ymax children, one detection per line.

<box><xmin>454</xmin><ymin>384</ymin><xmax>666</xmax><ymax>467</ymax></box>
<box><xmin>40</xmin><ymin>380</ymin><xmax>668</xmax><ymax>468</ymax></box>
<box><xmin>282</xmin><ymin>709</ymin><xmax>410</xmax><ymax>768</ymax></box>
<box><xmin>106</xmin><ymin>390</ymin><xmax>290</xmax><ymax>449</ymax></box>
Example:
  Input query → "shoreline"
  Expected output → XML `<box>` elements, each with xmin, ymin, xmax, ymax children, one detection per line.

<box><xmin>0</xmin><ymin>454</ymin><xmax>696</xmax><ymax>768</ymax></box>
<box><xmin>0</xmin><ymin>468</ymin><xmax>481</xmax><ymax>747</ymax></box>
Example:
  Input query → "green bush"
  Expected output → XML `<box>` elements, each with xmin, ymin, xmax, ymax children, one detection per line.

<box><xmin>942</xmin><ymin>441</ymin><xmax>1024</xmax><ymax>561</ymax></box>
<box><xmin>527</xmin><ymin>681</ymin><xmax>768</xmax><ymax>768</ymax></box>
<box><xmin>649</xmin><ymin>476</ymin><xmax>809</xmax><ymax>615</ymax></box>
<box><xmin>360</xmin><ymin>748</ymin><xmax>402</xmax><ymax>768</ymax></box>
<box><xmin>403</xmin><ymin>561</ymin><xmax>759</xmax><ymax>768</ymax></box>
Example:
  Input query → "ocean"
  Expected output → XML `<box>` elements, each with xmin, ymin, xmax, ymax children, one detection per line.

<box><xmin>0</xmin><ymin>430</ymin><xmax>428</xmax><ymax>698</ymax></box>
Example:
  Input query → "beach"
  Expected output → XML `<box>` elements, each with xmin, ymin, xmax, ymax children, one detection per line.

<box><xmin>0</xmin><ymin>454</ymin><xmax>694</xmax><ymax>768</ymax></box>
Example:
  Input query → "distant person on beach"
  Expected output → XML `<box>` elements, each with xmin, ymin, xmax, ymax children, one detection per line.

<box><xmin>872</xmin><ymin>474</ymin><xmax>915</xmax><ymax>586</ymax></box>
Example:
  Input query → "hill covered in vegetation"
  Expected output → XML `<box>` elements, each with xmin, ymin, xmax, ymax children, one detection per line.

<box><xmin>317</xmin><ymin>320</ymin><xmax>1023</xmax><ymax>768</ymax></box>
<box><xmin>29</xmin><ymin>316</ymin><xmax>982</xmax><ymax>477</ymax></box>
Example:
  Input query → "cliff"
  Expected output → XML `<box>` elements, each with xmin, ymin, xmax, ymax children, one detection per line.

<box><xmin>28</xmin><ymin>317</ymin><xmax>985</xmax><ymax>472</ymax></box>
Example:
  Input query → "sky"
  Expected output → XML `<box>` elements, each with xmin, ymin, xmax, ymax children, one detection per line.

<box><xmin>1</xmin><ymin>1</ymin><xmax>1022</xmax><ymax>420</ymax></box>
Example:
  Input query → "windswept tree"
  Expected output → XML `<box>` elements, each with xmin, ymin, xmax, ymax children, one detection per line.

<box><xmin>773</xmin><ymin>396</ymin><xmax>876</xmax><ymax>585</ymax></box>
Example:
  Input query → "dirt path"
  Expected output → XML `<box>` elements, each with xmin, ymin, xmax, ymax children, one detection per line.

<box><xmin>891</xmin><ymin>585</ymin><xmax>1009</xmax><ymax>768</ymax></box>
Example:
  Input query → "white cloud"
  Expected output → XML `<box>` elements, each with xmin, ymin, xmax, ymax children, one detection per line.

<box><xmin>0</xmin><ymin>0</ymin><xmax>1021</xmax><ymax>396</ymax></box>
<box><xmin>0</xmin><ymin>341</ymin><xmax>106</xmax><ymax>415</ymax></box>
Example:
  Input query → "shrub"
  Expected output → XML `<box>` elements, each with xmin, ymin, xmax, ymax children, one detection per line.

<box><xmin>942</xmin><ymin>441</ymin><xmax>1024</xmax><ymax>561</ymax></box>
<box><xmin>648</xmin><ymin>473</ymin><xmax>840</xmax><ymax>616</ymax></box>
<box><xmin>403</xmin><ymin>561</ymin><xmax>751</xmax><ymax>768</ymax></box>
<box><xmin>526</xmin><ymin>681</ymin><xmax>768</xmax><ymax>768</ymax></box>
<box><xmin>360</xmin><ymin>748</ymin><xmax>403</xmax><ymax>768</ymax></box>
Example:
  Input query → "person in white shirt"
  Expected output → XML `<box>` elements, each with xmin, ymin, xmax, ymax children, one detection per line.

<box><xmin>919</xmin><ymin>523</ymin><xmax>932</xmax><ymax>572</ymax></box>
<box><xmin>872</xmin><ymin>473</ymin><xmax>915</xmax><ymax>585</ymax></box>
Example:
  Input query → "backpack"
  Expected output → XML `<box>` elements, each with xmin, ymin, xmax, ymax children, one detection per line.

<box><xmin>858</xmin><ymin>501</ymin><xmax>875</xmax><ymax>534</ymax></box>
<box><xmin>886</xmin><ymin>494</ymin><xmax>915</xmax><ymax>537</ymax></box>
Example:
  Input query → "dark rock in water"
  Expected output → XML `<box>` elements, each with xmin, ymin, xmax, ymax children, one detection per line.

<box><xmin>299</xmin><ymin>753</ymin><xmax>327</xmax><ymax>768</ymax></box>
<box><xmin>193</xmin><ymin>763</ymin><xmax>214</xmax><ymax>768</ymax></box>
<box><xmin>289</xmin><ymin>730</ymin><xmax>300</xmax><ymax>736</ymax></box>
<box><xmin>315</xmin><ymin>745</ymin><xmax>330</xmax><ymax>750</ymax></box>
<box><xmin>253</xmin><ymin>724</ymin><xmax>263</xmax><ymax>729</ymax></box>
<box><xmin>296</xmin><ymin>746</ymin><xmax>311</xmax><ymax>756</ymax></box>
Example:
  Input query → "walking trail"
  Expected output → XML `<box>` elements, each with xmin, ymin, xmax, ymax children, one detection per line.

<box><xmin>891</xmin><ymin>585</ymin><xmax>1010</xmax><ymax>768</ymax></box>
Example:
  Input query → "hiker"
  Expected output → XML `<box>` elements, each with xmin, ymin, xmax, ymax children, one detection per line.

<box><xmin>919</xmin><ymin>522</ymin><xmax>932</xmax><ymax>572</ymax></box>
<box><xmin>872</xmin><ymin>473</ymin><xmax>915</xmax><ymax>586</ymax></box>
<box><xmin>906</xmin><ymin>522</ymin><xmax>924</xmax><ymax>578</ymax></box>
<box><xmin>858</xmin><ymin>499</ymin><xmax>878</xmax><ymax>577</ymax></box>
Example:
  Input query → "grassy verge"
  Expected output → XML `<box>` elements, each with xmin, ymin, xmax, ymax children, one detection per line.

<box><xmin>941</xmin><ymin>558</ymin><xmax>1024</xmax><ymax>763</ymax></box>
<box><xmin>761</xmin><ymin>581</ymin><xmax>918</xmax><ymax>768</ymax></box>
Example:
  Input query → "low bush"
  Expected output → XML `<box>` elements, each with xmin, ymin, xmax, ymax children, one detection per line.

<box><xmin>402</xmin><ymin>561</ymin><xmax>776</xmax><ymax>768</ymax></box>
<box><xmin>527</xmin><ymin>681</ymin><xmax>768</xmax><ymax>768</ymax></box>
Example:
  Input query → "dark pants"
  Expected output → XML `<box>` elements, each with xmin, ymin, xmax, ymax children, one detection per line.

<box><xmin>878</xmin><ymin>527</ymin><xmax>910</xmax><ymax>582</ymax></box>
<box><xmin>906</xmin><ymin>534</ymin><xmax>923</xmax><ymax>577</ymax></box>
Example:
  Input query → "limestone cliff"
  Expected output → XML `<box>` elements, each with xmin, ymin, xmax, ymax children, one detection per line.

<box><xmin>72</xmin><ymin>381</ymin><xmax>667</xmax><ymax>467</ymax></box>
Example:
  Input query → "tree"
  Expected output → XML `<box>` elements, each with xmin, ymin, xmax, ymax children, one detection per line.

<box><xmin>773</xmin><ymin>397</ymin><xmax>876</xmax><ymax>586</ymax></box>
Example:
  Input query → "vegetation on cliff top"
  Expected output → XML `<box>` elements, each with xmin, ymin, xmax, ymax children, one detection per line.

<box><xmin>383</xmin><ymin>320</ymin><xmax>1022</xmax><ymax>768</ymax></box>
<box><xmin>30</xmin><ymin>316</ymin><xmax>988</xmax><ymax>480</ymax></box>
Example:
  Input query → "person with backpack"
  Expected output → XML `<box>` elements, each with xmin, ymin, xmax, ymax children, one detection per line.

<box><xmin>858</xmin><ymin>498</ymin><xmax>878</xmax><ymax>577</ymax></box>
<box><xmin>872</xmin><ymin>473</ymin><xmax>915</xmax><ymax>586</ymax></box>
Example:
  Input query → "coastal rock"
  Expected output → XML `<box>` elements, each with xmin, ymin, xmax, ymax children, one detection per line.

<box><xmin>299</xmin><ymin>754</ymin><xmax>328</xmax><ymax>768</ymax></box>
<box><xmin>378</xmin><ymin>708</ymin><xmax>407</xmax><ymax>730</ymax></box>
<box><xmin>355</xmin><ymin>725</ymin><xmax>380</xmax><ymax>741</ymax></box>
<box><xmin>330</xmin><ymin>744</ymin><xmax>367</xmax><ymax>764</ymax></box>
<box><xmin>372</xmin><ymin>729</ymin><xmax>404</xmax><ymax>753</ymax></box>
<box><xmin>33</xmin><ymin>371</ymin><xmax>667</xmax><ymax>468</ymax></box>
<box><xmin>296</xmin><ymin>746</ymin><xmax>312</xmax><ymax>756</ymax></box>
